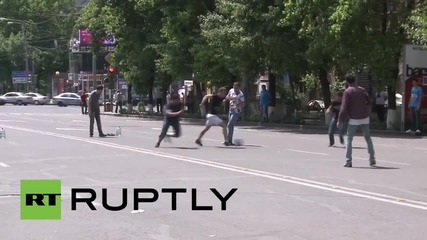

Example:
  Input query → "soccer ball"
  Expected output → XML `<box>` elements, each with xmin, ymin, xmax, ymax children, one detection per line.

<box><xmin>234</xmin><ymin>139</ymin><xmax>244</xmax><ymax>146</ymax></box>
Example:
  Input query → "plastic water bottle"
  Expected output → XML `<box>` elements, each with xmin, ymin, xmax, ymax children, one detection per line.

<box><xmin>116</xmin><ymin>126</ymin><xmax>122</xmax><ymax>136</ymax></box>
<box><xmin>0</xmin><ymin>128</ymin><xmax>6</xmax><ymax>139</ymax></box>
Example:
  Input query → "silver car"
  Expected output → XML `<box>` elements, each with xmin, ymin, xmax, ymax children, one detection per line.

<box><xmin>25</xmin><ymin>92</ymin><xmax>49</xmax><ymax>105</ymax></box>
<box><xmin>52</xmin><ymin>92</ymin><xmax>81</xmax><ymax>107</ymax></box>
<box><xmin>0</xmin><ymin>92</ymin><xmax>33</xmax><ymax>105</ymax></box>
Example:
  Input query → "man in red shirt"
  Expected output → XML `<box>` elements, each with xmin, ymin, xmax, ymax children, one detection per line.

<box><xmin>338</xmin><ymin>74</ymin><xmax>376</xmax><ymax>168</ymax></box>
<box><xmin>80</xmin><ymin>90</ymin><xmax>88</xmax><ymax>115</ymax></box>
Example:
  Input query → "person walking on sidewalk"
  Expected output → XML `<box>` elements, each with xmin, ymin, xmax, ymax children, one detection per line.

<box><xmin>195</xmin><ymin>87</ymin><xmax>231</xmax><ymax>147</ymax></box>
<box><xmin>338</xmin><ymin>74</ymin><xmax>375</xmax><ymax>168</ymax></box>
<box><xmin>327</xmin><ymin>90</ymin><xmax>347</xmax><ymax>147</ymax></box>
<box><xmin>224</xmin><ymin>82</ymin><xmax>245</xmax><ymax>145</ymax></box>
<box><xmin>88</xmin><ymin>85</ymin><xmax>106</xmax><ymax>138</ymax></box>
<box><xmin>155</xmin><ymin>94</ymin><xmax>183</xmax><ymax>148</ymax></box>
<box><xmin>406</xmin><ymin>79</ymin><xmax>423</xmax><ymax>134</ymax></box>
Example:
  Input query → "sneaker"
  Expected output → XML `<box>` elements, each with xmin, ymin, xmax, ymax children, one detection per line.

<box><xmin>416</xmin><ymin>129</ymin><xmax>421</xmax><ymax>133</ymax></box>
<box><xmin>406</xmin><ymin>129</ymin><xmax>412</xmax><ymax>133</ymax></box>
<box><xmin>339</xmin><ymin>136</ymin><xmax>344</xmax><ymax>145</ymax></box>
<box><xmin>155</xmin><ymin>143</ymin><xmax>160</xmax><ymax>148</ymax></box>
<box><xmin>343</xmin><ymin>161</ymin><xmax>352</xmax><ymax>167</ymax></box>
<box><xmin>89</xmin><ymin>134</ymin><xmax>93</xmax><ymax>137</ymax></box>
<box><xmin>223</xmin><ymin>141</ymin><xmax>231</xmax><ymax>146</ymax></box>
<box><xmin>99</xmin><ymin>134</ymin><xmax>107</xmax><ymax>137</ymax></box>
<box><xmin>195</xmin><ymin>139</ymin><xmax>203</xmax><ymax>146</ymax></box>
<box><xmin>370</xmin><ymin>159</ymin><xmax>377</xmax><ymax>167</ymax></box>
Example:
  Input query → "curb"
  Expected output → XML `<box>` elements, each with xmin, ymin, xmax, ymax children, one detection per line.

<box><xmin>100</xmin><ymin>112</ymin><xmax>418</xmax><ymax>137</ymax></box>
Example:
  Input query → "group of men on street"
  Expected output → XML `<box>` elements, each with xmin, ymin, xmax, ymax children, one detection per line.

<box><xmin>155</xmin><ymin>82</ymin><xmax>245</xmax><ymax>148</ymax></box>
<box><xmin>83</xmin><ymin>75</ymin><xmax>423</xmax><ymax>168</ymax></box>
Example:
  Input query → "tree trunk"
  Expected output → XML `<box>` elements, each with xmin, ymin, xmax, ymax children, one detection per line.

<box><xmin>268</xmin><ymin>73</ymin><xmax>276</xmax><ymax>107</ymax></box>
<box><xmin>127</xmin><ymin>84</ymin><xmax>132</xmax><ymax>104</ymax></box>
<box><xmin>319</xmin><ymin>67</ymin><xmax>331</xmax><ymax>109</ymax></box>
<box><xmin>387</xmin><ymin>67</ymin><xmax>399</xmax><ymax>110</ymax></box>
<box><xmin>161</xmin><ymin>74</ymin><xmax>173</xmax><ymax>103</ymax></box>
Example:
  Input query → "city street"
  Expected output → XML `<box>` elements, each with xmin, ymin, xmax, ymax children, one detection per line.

<box><xmin>1</xmin><ymin>105</ymin><xmax>427</xmax><ymax>240</ymax></box>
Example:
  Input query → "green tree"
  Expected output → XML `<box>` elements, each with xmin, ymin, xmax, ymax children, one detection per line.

<box><xmin>0</xmin><ymin>0</ymin><xmax>77</xmax><ymax>93</ymax></box>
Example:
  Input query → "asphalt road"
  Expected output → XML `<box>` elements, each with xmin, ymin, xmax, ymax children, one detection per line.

<box><xmin>0</xmin><ymin>105</ymin><xmax>426</xmax><ymax>240</ymax></box>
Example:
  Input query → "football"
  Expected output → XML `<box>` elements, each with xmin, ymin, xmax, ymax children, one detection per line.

<box><xmin>234</xmin><ymin>139</ymin><xmax>244</xmax><ymax>146</ymax></box>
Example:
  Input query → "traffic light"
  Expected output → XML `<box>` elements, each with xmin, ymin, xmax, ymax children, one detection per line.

<box><xmin>108</xmin><ymin>66</ymin><xmax>115</xmax><ymax>75</ymax></box>
<box><xmin>105</xmin><ymin>66</ymin><xmax>116</xmax><ymax>89</ymax></box>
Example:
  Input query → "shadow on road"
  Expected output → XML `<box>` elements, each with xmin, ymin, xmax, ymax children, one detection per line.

<box><xmin>160</xmin><ymin>147</ymin><xmax>199</xmax><ymax>150</ymax></box>
<box><xmin>351</xmin><ymin>166</ymin><xmax>400</xmax><ymax>170</ymax></box>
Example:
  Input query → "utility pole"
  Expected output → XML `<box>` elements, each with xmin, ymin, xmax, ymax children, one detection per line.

<box><xmin>23</xmin><ymin>22</ymin><xmax>30</xmax><ymax>92</ymax></box>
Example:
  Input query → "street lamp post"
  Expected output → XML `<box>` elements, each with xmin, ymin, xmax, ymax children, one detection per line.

<box><xmin>0</xmin><ymin>18</ymin><xmax>30</xmax><ymax>92</ymax></box>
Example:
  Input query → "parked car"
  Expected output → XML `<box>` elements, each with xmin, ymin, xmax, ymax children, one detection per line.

<box><xmin>52</xmin><ymin>92</ymin><xmax>81</xmax><ymax>106</ymax></box>
<box><xmin>25</xmin><ymin>92</ymin><xmax>49</xmax><ymax>105</ymax></box>
<box><xmin>0</xmin><ymin>92</ymin><xmax>33</xmax><ymax>105</ymax></box>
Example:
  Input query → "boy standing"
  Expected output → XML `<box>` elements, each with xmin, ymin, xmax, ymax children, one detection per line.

<box><xmin>155</xmin><ymin>94</ymin><xmax>183</xmax><ymax>148</ymax></box>
<box><xmin>224</xmin><ymin>82</ymin><xmax>245</xmax><ymax>145</ymax></box>
<box><xmin>259</xmin><ymin>85</ymin><xmax>270</xmax><ymax>123</ymax></box>
<box><xmin>195</xmin><ymin>87</ymin><xmax>231</xmax><ymax>146</ymax></box>
<box><xmin>406</xmin><ymin>79</ymin><xmax>423</xmax><ymax>134</ymax></box>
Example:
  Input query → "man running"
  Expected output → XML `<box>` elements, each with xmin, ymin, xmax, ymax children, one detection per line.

<box><xmin>155</xmin><ymin>94</ymin><xmax>183</xmax><ymax>148</ymax></box>
<box><xmin>195</xmin><ymin>87</ymin><xmax>231</xmax><ymax>146</ymax></box>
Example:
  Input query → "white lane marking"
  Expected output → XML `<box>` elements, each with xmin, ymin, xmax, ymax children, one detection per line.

<box><xmin>3</xmin><ymin>124</ymin><xmax>427</xmax><ymax>211</ymax></box>
<box><xmin>0</xmin><ymin>162</ymin><xmax>10</xmax><ymax>167</ymax></box>
<box><xmin>0</xmin><ymin>120</ymin><xmax>26</xmax><ymax>122</ymax></box>
<box><xmin>416</xmin><ymin>147</ymin><xmax>427</xmax><ymax>151</ymax></box>
<box><xmin>287</xmin><ymin>149</ymin><xmax>329</xmax><ymax>156</ymax></box>
<box><xmin>56</xmin><ymin>128</ymin><xmax>87</xmax><ymax>131</ymax></box>
<box><xmin>71</xmin><ymin>120</ymin><xmax>86</xmax><ymax>123</ymax></box>
<box><xmin>353</xmin><ymin>157</ymin><xmax>410</xmax><ymax>166</ymax></box>
<box><xmin>152</xmin><ymin>128</ymin><xmax>161</xmax><ymax>130</ymax></box>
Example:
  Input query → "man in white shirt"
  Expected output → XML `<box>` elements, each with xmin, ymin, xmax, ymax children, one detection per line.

<box><xmin>224</xmin><ymin>82</ymin><xmax>245</xmax><ymax>145</ymax></box>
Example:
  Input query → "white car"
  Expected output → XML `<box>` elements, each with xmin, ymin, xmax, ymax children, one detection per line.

<box><xmin>0</xmin><ymin>92</ymin><xmax>33</xmax><ymax>105</ymax></box>
<box><xmin>52</xmin><ymin>92</ymin><xmax>81</xmax><ymax>106</ymax></box>
<box><xmin>25</xmin><ymin>92</ymin><xmax>49</xmax><ymax>105</ymax></box>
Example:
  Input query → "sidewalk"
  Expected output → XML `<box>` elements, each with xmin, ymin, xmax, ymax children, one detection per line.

<box><xmin>100</xmin><ymin>111</ymin><xmax>420</xmax><ymax>138</ymax></box>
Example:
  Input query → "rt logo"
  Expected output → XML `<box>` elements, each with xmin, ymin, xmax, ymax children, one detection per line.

<box><xmin>20</xmin><ymin>180</ymin><xmax>61</xmax><ymax>220</ymax></box>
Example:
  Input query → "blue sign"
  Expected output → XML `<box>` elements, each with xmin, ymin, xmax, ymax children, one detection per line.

<box><xmin>12</xmin><ymin>71</ymin><xmax>29</xmax><ymax>84</ymax></box>
<box><xmin>12</xmin><ymin>71</ymin><xmax>28</xmax><ymax>77</ymax></box>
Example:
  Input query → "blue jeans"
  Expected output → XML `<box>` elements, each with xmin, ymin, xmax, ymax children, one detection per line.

<box><xmin>328</xmin><ymin>117</ymin><xmax>348</xmax><ymax>145</ymax></box>
<box><xmin>227</xmin><ymin>111</ymin><xmax>240</xmax><ymax>142</ymax></box>
<box><xmin>346</xmin><ymin>124</ymin><xmax>375</xmax><ymax>163</ymax></box>
<box><xmin>261</xmin><ymin>105</ymin><xmax>269</xmax><ymax>123</ymax></box>
<box><xmin>410</xmin><ymin>107</ymin><xmax>420</xmax><ymax>131</ymax></box>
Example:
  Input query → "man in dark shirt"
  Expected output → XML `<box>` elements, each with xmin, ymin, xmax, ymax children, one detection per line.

<box><xmin>195</xmin><ymin>87</ymin><xmax>231</xmax><ymax>146</ymax></box>
<box><xmin>327</xmin><ymin>91</ymin><xmax>347</xmax><ymax>146</ymax></box>
<box><xmin>338</xmin><ymin>74</ymin><xmax>375</xmax><ymax>167</ymax></box>
<box><xmin>155</xmin><ymin>94</ymin><xmax>183</xmax><ymax>148</ymax></box>
<box><xmin>88</xmin><ymin>85</ymin><xmax>106</xmax><ymax>137</ymax></box>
